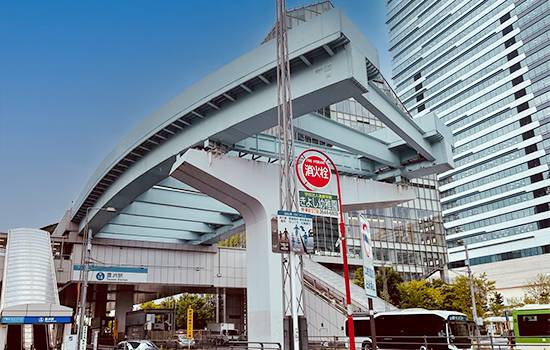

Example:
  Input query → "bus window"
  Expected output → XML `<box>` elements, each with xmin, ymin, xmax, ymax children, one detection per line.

<box><xmin>348</xmin><ymin>319</ymin><xmax>372</xmax><ymax>337</ymax></box>
<box><xmin>518</xmin><ymin>314</ymin><xmax>550</xmax><ymax>336</ymax></box>
<box><xmin>377</xmin><ymin>314</ymin><xmax>445</xmax><ymax>336</ymax></box>
<box><xmin>449</xmin><ymin>322</ymin><xmax>470</xmax><ymax>337</ymax></box>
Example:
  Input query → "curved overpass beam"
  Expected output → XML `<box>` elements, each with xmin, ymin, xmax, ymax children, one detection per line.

<box><xmin>77</xmin><ymin>36</ymin><xmax>365</xmax><ymax>233</ymax></box>
<box><xmin>72</xmin><ymin>8</ymin><xmax>453</xmax><ymax>235</ymax></box>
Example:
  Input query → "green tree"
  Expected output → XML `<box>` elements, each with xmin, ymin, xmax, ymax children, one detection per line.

<box><xmin>398</xmin><ymin>280</ymin><xmax>443</xmax><ymax>309</ymax></box>
<box><xmin>523</xmin><ymin>273</ymin><xmax>550</xmax><ymax>304</ymax></box>
<box><xmin>140</xmin><ymin>294</ymin><xmax>215</xmax><ymax>330</ymax></box>
<box><xmin>506</xmin><ymin>297</ymin><xmax>525</xmax><ymax>308</ymax></box>
<box><xmin>489</xmin><ymin>292</ymin><xmax>505</xmax><ymax>316</ymax></box>
<box><xmin>218</xmin><ymin>232</ymin><xmax>246</xmax><ymax>248</ymax></box>
<box><xmin>442</xmin><ymin>274</ymin><xmax>495</xmax><ymax>319</ymax></box>
<box><xmin>376</xmin><ymin>267</ymin><xmax>403</xmax><ymax>306</ymax></box>
<box><xmin>353</xmin><ymin>267</ymin><xmax>364</xmax><ymax>288</ymax></box>
<box><xmin>175</xmin><ymin>294</ymin><xmax>215</xmax><ymax>329</ymax></box>
<box><xmin>140</xmin><ymin>300</ymin><xmax>160</xmax><ymax>310</ymax></box>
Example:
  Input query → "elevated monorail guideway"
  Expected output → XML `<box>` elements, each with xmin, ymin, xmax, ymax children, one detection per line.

<box><xmin>55</xmin><ymin>6</ymin><xmax>454</xmax><ymax>347</ymax></box>
<box><xmin>60</xmin><ymin>8</ymin><xmax>453</xmax><ymax>241</ymax></box>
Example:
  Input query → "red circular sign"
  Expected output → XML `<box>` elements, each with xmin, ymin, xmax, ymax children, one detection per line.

<box><xmin>300</xmin><ymin>155</ymin><xmax>331</xmax><ymax>189</ymax></box>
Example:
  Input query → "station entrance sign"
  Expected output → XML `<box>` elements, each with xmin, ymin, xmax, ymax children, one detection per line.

<box><xmin>72</xmin><ymin>265</ymin><xmax>148</xmax><ymax>283</ymax></box>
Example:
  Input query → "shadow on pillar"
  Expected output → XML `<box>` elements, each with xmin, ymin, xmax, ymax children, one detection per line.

<box><xmin>6</xmin><ymin>325</ymin><xmax>22</xmax><ymax>350</ymax></box>
<box><xmin>33</xmin><ymin>325</ymin><xmax>48</xmax><ymax>350</ymax></box>
<box><xmin>283</xmin><ymin>316</ymin><xmax>308</xmax><ymax>350</ymax></box>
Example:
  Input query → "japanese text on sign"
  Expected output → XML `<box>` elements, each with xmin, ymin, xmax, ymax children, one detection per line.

<box><xmin>297</xmin><ymin>153</ymin><xmax>332</xmax><ymax>190</ymax></box>
<box><xmin>360</xmin><ymin>215</ymin><xmax>377</xmax><ymax>298</ymax></box>
<box><xmin>298</xmin><ymin>191</ymin><xmax>339</xmax><ymax>218</ymax></box>
<box><xmin>274</xmin><ymin>211</ymin><xmax>314</xmax><ymax>255</ymax></box>
<box><xmin>186</xmin><ymin>308</ymin><xmax>193</xmax><ymax>339</ymax></box>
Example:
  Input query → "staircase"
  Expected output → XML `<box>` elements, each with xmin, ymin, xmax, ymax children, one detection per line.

<box><xmin>302</xmin><ymin>257</ymin><xmax>394</xmax><ymax>336</ymax></box>
<box><xmin>303</xmin><ymin>257</ymin><xmax>394</xmax><ymax>313</ymax></box>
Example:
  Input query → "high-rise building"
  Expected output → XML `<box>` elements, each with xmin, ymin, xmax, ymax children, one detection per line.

<box><xmin>268</xmin><ymin>1</ymin><xmax>449</xmax><ymax>281</ymax></box>
<box><xmin>387</xmin><ymin>0</ymin><xmax>550</xmax><ymax>296</ymax></box>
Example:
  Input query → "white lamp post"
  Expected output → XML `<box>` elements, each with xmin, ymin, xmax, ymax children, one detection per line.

<box><xmin>76</xmin><ymin>206</ymin><xmax>116</xmax><ymax>350</ymax></box>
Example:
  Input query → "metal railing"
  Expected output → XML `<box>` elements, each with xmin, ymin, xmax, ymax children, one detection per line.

<box><xmin>226</xmin><ymin>341</ymin><xmax>282</xmax><ymax>350</ymax></box>
<box><xmin>308</xmin><ymin>334</ymin><xmax>550</xmax><ymax>350</ymax></box>
<box><xmin>309</xmin><ymin>336</ymin><xmax>348</xmax><ymax>350</ymax></box>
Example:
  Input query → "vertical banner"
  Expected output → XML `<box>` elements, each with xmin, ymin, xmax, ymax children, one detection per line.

<box><xmin>360</xmin><ymin>215</ymin><xmax>377</xmax><ymax>298</ymax></box>
<box><xmin>186</xmin><ymin>308</ymin><xmax>193</xmax><ymax>339</ymax></box>
<box><xmin>80</xmin><ymin>324</ymin><xmax>88</xmax><ymax>350</ymax></box>
<box><xmin>113</xmin><ymin>319</ymin><xmax>119</xmax><ymax>342</ymax></box>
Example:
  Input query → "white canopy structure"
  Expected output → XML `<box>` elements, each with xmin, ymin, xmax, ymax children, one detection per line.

<box><xmin>0</xmin><ymin>229</ymin><xmax>72</xmax><ymax>348</ymax></box>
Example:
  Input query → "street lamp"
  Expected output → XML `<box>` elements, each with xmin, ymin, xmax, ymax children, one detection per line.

<box><xmin>458</xmin><ymin>240</ymin><xmax>481</xmax><ymax>345</ymax></box>
<box><xmin>76</xmin><ymin>206</ymin><xmax>116</xmax><ymax>350</ymax></box>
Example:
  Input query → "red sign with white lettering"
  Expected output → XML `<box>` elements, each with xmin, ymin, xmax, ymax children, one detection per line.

<box><xmin>300</xmin><ymin>155</ymin><xmax>331</xmax><ymax>189</ymax></box>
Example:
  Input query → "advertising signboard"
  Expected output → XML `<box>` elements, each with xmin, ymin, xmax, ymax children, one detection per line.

<box><xmin>272</xmin><ymin>211</ymin><xmax>314</xmax><ymax>254</ymax></box>
<box><xmin>360</xmin><ymin>215</ymin><xmax>377</xmax><ymax>298</ymax></box>
<box><xmin>298</xmin><ymin>190</ymin><xmax>339</xmax><ymax>218</ymax></box>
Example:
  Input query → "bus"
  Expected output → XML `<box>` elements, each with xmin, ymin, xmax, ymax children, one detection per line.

<box><xmin>483</xmin><ymin>316</ymin><xmax>512</xmax><ymax>336</ymax></box>
<box><xmin>513</xmin><ymin>304</ymin><xmax>550</xmax><ymax>349</ymax></box>
<box><xmin>350</xmin><ymin>309</ymin><xmax>472</xmax><ymax>350</ymax></box>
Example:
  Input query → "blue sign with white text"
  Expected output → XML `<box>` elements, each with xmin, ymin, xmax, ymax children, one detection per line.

<box><xmin>0</xmin><ymin>316</ymin><xmax>72</xmax><ymax>324</ymax></box>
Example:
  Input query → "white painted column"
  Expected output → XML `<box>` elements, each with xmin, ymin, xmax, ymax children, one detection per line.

<box><xmin>171</xmin><ymin>150</ymin><xmax>284</xmax><ymax>345</ymax></box>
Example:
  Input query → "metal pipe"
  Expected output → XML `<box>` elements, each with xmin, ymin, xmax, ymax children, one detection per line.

<box><xmin>76</xmin><ymin>227</ymin><xmax>92</xmax><ymax>350</ymax></box>
<box><xmin>76</xmin><ymin>206</ymin><xmax>116</xmax><ymax>350</ymax></box>
<box><xmin>464</xmin><ymin>243</ymin><xmax>481</xmax><ymax>346</ymax></box>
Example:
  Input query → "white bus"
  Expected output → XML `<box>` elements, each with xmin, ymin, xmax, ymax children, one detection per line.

<box><xmin>350</xmin><ymin>309</ymin><xmax>472</xmax><ymax>350</ymax></box>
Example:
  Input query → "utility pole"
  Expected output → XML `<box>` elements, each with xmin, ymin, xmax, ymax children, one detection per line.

<box><xmin>275</xmin><ymin>1</ymin><xmax>303</xmax><ymax>349</ymax></box>
<box><xmin>464</xmin><ymin>242</ymin><xmax>481</xmax><ymax>344</ymax></box>
<box><xmin>76</xmin><ymin>206</ymin><xmax>116</xmax><ymax>350</ymax></box>
<box><xmin>76</xmin><ymin>228</ymin><xmax>93</xmax><ymax>350</ymax></box>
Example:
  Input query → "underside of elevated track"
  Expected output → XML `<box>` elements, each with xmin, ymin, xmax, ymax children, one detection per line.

<box><xmin>39</xmin><ymin>7</ymin><xmax>455</xmax><ymax>347</ymax></box>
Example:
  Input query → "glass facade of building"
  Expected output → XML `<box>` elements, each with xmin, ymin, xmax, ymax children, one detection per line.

<box><xmin>315</xmin><ymin>101</ymin><xmax>448</xmax><ymax>280</ymax></box>
<box><xmin>386</xmin><ymin>0</ymin><xmax>550</xmax><ymax>267</ymax></box>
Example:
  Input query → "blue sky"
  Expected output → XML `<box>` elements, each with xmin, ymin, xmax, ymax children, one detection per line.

<box><xmin>0</xmin><ymin>0</ymin><xmax>390</xmax><ymax>231</ymax></box>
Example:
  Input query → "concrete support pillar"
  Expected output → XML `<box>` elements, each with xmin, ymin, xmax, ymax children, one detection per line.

<box><xmin>115</xmin><ymin>287</ymin><xmax>134</xmax><ymax>340</ymax></box>
<box><xmin>170</xmin><ymin>149</ymin><xmax>417</xmax><ymax>346</ymax></box>
<box><xmin>226</xmin><ymin>289</ymin><xmax>246</xmax><ymax>333</ymax></box>
<box><xmin>93</xmin><ymin>284</ymin><xmax>108</xmax><ymax>320</ymax></box>
<box><xmin>59</xmin><ymin>284</ymin><xmax>79</xmax><ymax>314</ymax></box>
<box><xmin>171</xmin><ymin>150</ymin><xmax>283</xmax><ymax>345</ymax></box>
